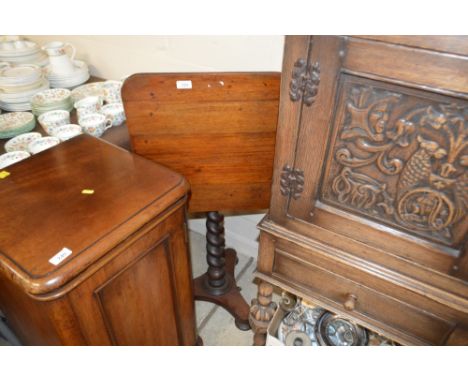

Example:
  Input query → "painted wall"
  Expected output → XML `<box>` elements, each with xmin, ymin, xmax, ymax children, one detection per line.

<box><xmin>27</xmin><ymin>35</ymin><xmax>285</xmax><ymax>79</ymax></box>
<box><xmin>26</xmin><ymin>35</ymin><xmax>285</xmax><ymax>258</ymax></box>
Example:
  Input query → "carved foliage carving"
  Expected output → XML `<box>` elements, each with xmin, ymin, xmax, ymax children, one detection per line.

<box><xmin>324</xmin><ymin>81</ymin><xmax>468</xmax><ymax>245</ymax></box>
<box><xmin>289</xmin><ymin>58</ymin><xmax>320</xmax><ymax>106</ymax></box>
<box><xmin>280</xmin><ymin>164</ymin><xmax>304</xmax><ymax>200</ymax></box>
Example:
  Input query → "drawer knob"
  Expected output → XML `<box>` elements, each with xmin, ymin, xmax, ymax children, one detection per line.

<box><xmin>344</xmin><ymin>294</ymin><xmax>357</xmax><ymax>311</ymax></box>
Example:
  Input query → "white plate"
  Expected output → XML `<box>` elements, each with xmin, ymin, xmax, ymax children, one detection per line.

<box><xmin>0</xmin><ymin>150</ymin><xmax>30</xmax><ymax>169</ymax></box>
<box><xmin>0</xmin><ymin>40</ymin><xmax>37</xmax><ymax>54</ymax></box>
<box><xmin>27</xmin><ymin>136</ymin><xmax>60</xmax><ymax>154</ymax></box>
<box><xmin>5</xmin><ymin>132</ymin><xmax>42</xmax><ymax>152</ymax></box>
<box><xmin>49</xmin><ymin>70</ymin><xmax>90</xmax><ymax>87</ymax></box>
<box><xmin>3</xmin><ymin>53</ymin><xmax>49</xmax><ymax>67</ymax></box>
<box><xmin>0</xmin><ymin>64</ymin><xmax>42</xmax><ymax>86</ymax></box>
<box><xmin>0</xmin><ymin>79</ymin><xmax>49</xmax><ymax>101</ymax></box>
<box><xmin>0</xmin><ymin>102</ymin><xmax>31</xmax><ymax>112</ymax></box>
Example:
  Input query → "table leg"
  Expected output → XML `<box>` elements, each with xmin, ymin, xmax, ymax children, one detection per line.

<box><xmin>193</xmin><ymin>211</ymin><xmax>250</xmax><ymax>330</ymax></box>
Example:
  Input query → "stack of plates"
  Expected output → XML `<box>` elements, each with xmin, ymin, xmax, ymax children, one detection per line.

<box><xmin>45</xmin><ymin>60</ymin><xmax>90</xmax><ymax>89</ymax></box>
<box><xmin>30</xmin><ymin>88</ymin><xmax>73</xmax><ymax>116</ymax></box>
<box><xmin>0</xmin><ymin>111</ymin><xmax>36</xmax><ymax>139</ymax></box>
<box><xmin>0</xmin><ymin>64</ymin><xmax>49</xmax><ymax>111</ymax></box>
<box><xmin>0</xmin><ymin>38</ymin><xmax>48</xmax><ymax>67</ymax></box>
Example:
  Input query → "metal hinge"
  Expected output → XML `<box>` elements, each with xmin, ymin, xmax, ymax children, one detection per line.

<box><xmin>280</xmin><ymin>165</ymin><xmax>304</xmax><ymax>200</ymax></box>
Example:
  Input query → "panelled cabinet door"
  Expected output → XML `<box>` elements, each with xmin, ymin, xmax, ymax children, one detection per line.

<box><xmin>270</xmin><ymin>36</ymin><xmax>468</xmax><ymax>285</ymax></box>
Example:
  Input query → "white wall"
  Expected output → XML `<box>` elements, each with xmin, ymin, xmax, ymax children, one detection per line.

<box><xmin>27</xmin><ymin>35</ymin><xmax>285</xmax><ymax>79</ymax></box>
<box><xmin>27</xmin><ymin>35</ymin><xmax>285</xmax><ymax>258</ymax></box>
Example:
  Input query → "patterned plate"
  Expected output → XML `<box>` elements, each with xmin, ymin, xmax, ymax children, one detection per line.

<box><xmin>0</xmin><ymin>150</ymin><xmax>30</xmax><ymax>169</ymax></box>
<box><xmin>0</xmin><ymin>112</ymin><xmax>35</xmax><ymax>134</ymax></box>
<box><xmin>27</xmin><ymin>136</ymin><xmax>60</xmax><ymax>154</ymax></box>
<box><xmin>4</xmin><ymin>132</ymin><xmax>42</xmax><ymax>152</ymax></box>
<box><xmin>31</xmin><ymin>88</ymin><xmax>71</xmax><ymax>107</ymax></box>
<box><xmin>71</xmin><ymin>82</ymin><xmax>107</xmax><ymax>103</ymax></box>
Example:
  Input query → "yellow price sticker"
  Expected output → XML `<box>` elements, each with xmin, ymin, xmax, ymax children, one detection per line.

<box><xmin>81</xmin><ymin>189</ymin><xmax>95</xmax><ymax>195</ymax></box>
<box><xmin>0</xmin><ymin>170</ymin><xmax>10</xmax><ymax>179</ymax></box>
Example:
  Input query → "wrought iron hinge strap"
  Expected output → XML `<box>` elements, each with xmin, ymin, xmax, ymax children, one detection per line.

<box><xmin>289</xmin><ymin>58</ymin><xmax>320</xmax><ymax>107</ymax></box>
<box><xmin>280</xmin><ymin>164</ymin><xmax>304</xmax><ymax>200</ymax></box>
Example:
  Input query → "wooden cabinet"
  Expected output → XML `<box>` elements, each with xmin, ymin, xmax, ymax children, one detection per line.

<box><xmin>250</xmin><ymin>36</ymin><xmax>468</xmax><ymax>345</ymax></box>
<box><xmin>0</xmin><ymin>135</ymin><xmax>197</xmax><ymax>345</ymax></box>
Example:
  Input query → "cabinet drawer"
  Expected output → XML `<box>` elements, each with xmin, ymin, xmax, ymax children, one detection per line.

<box><xmin>271</xmin><ymin>245</ymin><xmax>455</xmax><ymax>345</ymax></box>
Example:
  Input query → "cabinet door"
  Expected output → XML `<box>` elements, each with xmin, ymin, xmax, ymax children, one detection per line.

<box><xmin>269</xmin><ymin>36</ymin><xmax>468</xmax><ymax>286</ymax></box>
<box><xmin>68</xmin><ymin>207</ymin><xmax>197</xmax><ymax>345</ymax></box>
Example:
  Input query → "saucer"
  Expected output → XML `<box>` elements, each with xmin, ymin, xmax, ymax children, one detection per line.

<box><xmin>27</xmin><ymin>136</ymin><xmax>60</xmax><ymax>154</ymax></box>
<box><xmin>0</xmin><ymin>150</ymin><xmax>31</xmax><ymax>169</ymax></box>
<box><xmin>51</xmin><ymin>124</ymin><xmax>82</xmax><ymax>141</ymax></box>
<box><xmin>4</xmin><ymin>132</ymin><xmax>42</xmax><ymax>152</ymax></box>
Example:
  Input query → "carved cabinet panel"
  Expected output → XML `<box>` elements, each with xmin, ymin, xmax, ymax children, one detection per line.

<box><xmin>322</xmin><ymin>76</ymin><xmax>468</xmax><ymax>248</ymax></box>
<box><xmin>258</xmin><ymin>36</ymin><xmax>468</xmax><ymax>345</ymax></box>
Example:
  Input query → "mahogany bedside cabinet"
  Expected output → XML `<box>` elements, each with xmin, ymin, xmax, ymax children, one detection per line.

<box><xmin>0</xmin><ymin>134</ymin><xmax>197</xmax><ymax>345</ymax></box>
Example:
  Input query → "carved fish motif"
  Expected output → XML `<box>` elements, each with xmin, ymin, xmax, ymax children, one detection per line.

<box><xmin>397</xmin><ymin>135</ymin><xmax>447</xmax><ymax>196</ymax></box>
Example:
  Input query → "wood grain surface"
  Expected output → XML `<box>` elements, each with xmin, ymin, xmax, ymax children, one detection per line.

<box><xmin>122</xmin><ymin>72</ymin><xmax>280</xmax><ymax>212</ymax></box>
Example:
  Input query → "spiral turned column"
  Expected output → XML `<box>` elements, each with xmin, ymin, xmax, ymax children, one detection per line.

<box><xmin>193</xmin><ymin>211</ymin><xmax>251</xmax><ymax>331</ymax></box>
<box><xmin>205</xmin><ymin>211</ymin><xmax>229</xmax><ymax>292</ymax></box>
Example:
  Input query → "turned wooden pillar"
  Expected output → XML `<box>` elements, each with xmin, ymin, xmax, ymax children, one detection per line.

<box><xmin>204</xmin><ymin>211</ymin><xmax>230</xmax><ymax>293</ymax></box>
<box><xmin>249</xmin><ymin>282</ymin><xmax>277</xmax><ymax>346</ymax></box>
<box><xmin>193</xmin><ymin>211</ymin><xmax>250</xmax><ymax>330</ymax></box>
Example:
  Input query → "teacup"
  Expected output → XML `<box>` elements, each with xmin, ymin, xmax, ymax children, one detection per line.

<box><xmin>38</xmin><ymin>110</ymin><xmax>70</xmax><ymax>135</ymax></box>
<box><xmin>101</xmin><ymin>103</ymin><xmax>126</xmax><ymax>126</ymax></box>
<box><xmin>102</xmin><ymin>80</ymin><xmax>123</xmax><ymax>103</ymax></box>
<box><xmin>75</xmin><ymin>96</ymin><xmax>103</xmax><ymax>120</ymax></box>
<box><xmin>51</xmin><ymin>124</ymin><xmax>82</xmax><ymax>141</ymax></box>
<box><xmin>79</xmin><ymin>113</ymin><xmax>113</xmax><ymax>137</ymax></box>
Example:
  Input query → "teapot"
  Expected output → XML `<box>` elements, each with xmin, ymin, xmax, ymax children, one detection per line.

<box><xmin>42</xmin><ymin>41</ymin><xmax>76</xmax><ymax>76</ymax></box>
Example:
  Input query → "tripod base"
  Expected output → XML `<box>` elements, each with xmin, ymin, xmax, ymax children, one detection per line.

<box><xmin>193</xmin><ymin>248</ymin><xmax>250</xmax><ymax>331</ymax></box>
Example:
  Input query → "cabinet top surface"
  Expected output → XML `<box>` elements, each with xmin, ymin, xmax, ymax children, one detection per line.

<box><xmin>0</xmin><ymin>134</ymin><xmax>188</xmax><ymax>294</ymax></box>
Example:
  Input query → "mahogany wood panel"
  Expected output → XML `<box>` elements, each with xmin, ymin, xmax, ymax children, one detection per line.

<box><xmin>122</xmin><ymin>72</ymin><xmax>280</xmax><ymax>212</ymax></box>
<box><xmin>67</xmin><ymin>207</ymin><xmax>195</xmax><ymax>345</ymax></box>
<box><xmin>0</xmin><ymin>135</ymin><xmax>196</xmax><ymax>345</ymax></box>
<box><xmin>252</xmin><ymin>36</ymin><xmax>468</xmax><ymax>345</ymax></box>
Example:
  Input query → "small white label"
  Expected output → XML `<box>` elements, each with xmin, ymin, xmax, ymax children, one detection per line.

<box><xmin>49</xmin><ymin>247</ymin><xmax>73</xmax><ymax>266</ymax></box>
<box><xmin>176</xmin><ymin>80</ymin><xmax>192</xmax><ymax>89</ymax></box>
